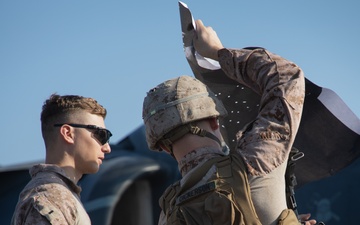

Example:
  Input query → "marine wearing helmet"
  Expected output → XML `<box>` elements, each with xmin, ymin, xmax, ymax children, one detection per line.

<box><xmin>142</xmin><ymin>75</ymin><xmax>227</xmax><ymax>155</ymax></box>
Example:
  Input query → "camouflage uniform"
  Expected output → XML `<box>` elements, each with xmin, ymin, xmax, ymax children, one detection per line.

<box><xmin>158</xmin><ymin>47</ymin><xmax>305</xmax><ymax>225</ymax></box>
<box><xmin>11</xmin><ymin>164</ymin><xmax>91</xmax><ymax>225</ymax></box>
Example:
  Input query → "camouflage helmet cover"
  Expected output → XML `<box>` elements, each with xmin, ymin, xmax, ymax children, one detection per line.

<box><xmin>142</xmin><ymin>75</ymin><xmax>228</xmax><ymax>151</ymax></box>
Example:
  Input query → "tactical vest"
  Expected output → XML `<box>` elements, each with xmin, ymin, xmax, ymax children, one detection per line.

<box><xmin>159</xmin><ymin>154</ymin><xmax>300</xmax><ymax>225</ymax></box>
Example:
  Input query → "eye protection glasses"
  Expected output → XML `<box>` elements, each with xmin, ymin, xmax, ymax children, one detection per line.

<box><xmin>54</xmin><ymin>123</ymin><xmax>112</xmax><ymax>145</ymax></box>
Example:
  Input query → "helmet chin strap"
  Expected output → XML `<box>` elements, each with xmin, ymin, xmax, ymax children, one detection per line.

<box><xmin>159</xmin><ymin>123</ymin><xmax>229</xmax><ymax>158</ymax></box>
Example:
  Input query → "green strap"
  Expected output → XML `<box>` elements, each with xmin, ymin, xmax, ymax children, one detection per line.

<box><xmin>164</xmin><ymin>155</ymin><xmax>231</xmax><ymax>210</ymax></box>
<box><xmin>178</xmin><ymin>156</ymin><xmax>229</xmax><ymax>195</ymax></box>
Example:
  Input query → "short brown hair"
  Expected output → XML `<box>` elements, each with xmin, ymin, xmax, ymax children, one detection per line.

<box><xmin>41</xmin><ymin>93</ymin><xmax>107</xmax><ymax>143</ymax></box>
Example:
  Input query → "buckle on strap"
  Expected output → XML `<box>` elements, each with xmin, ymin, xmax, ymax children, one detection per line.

<box><xmin>291</xmin><ymin>151</ymin><xmax>304</xmax><ymax>162</ymax></box>
<box><xmin>190</xmin><ymin>125</ymin><xmax>207</xmax><ymax>136</ymax></box>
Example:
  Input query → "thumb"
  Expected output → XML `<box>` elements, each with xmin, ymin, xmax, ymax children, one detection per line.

<box><xmin>195</xmin><ymin>19</ymin><xmax>204</xmax><ymax>31</ymax></box>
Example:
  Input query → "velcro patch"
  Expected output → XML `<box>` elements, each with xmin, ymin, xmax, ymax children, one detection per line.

<box><xmin>176</xmin><ymin>181</ymin><xmax>216</xmax><ymax>205</ymax></box>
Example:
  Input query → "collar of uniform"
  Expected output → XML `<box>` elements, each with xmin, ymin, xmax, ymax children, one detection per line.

<box><xmin>178</xmin><ymin>146</ymin><xmax>225</xmax><ymax>177</ymax></box>
<box><xmin>30</xmin><ymin>164</ymin><xmax>82</xmax><ymax>195</ymax></box>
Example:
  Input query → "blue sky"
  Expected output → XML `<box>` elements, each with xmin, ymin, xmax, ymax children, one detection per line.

<box><xmin>1</xmin><ymin>1</ymin><xmax>359</xmax><ymax>167</ymax></box>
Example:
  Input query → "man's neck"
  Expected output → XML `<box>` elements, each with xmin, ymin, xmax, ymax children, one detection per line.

<box><xmin>60</xmin><ymin>166</ymin><xmax>82</xmax><ymax>184</ymax></box>
<box><xmin>173</xmin><ymin>134</ymin><xmax>222</xmax><ymax>162</ymax></box>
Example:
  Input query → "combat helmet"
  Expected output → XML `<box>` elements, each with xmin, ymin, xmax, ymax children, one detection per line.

<box><xmin>142</xmin><ymin>75</ymin><xmax>228</xmax><ymax>152</ymax></box>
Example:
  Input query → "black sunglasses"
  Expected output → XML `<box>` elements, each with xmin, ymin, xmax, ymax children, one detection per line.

<box><xmin>54</xmin><ymin>123</ymin><xmax>112</xmax><ymax>145</ymax></box>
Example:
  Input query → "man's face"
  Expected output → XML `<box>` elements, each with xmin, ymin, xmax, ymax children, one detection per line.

<box><xmin>71</xmin><ymin>112</ymin><xmax>111</xmax><ymax>175</ymax></box>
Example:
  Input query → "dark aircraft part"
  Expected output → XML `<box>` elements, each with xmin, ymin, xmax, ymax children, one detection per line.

<box><xmin>179</xmin><ymin>1</ymin><xmax>360</xmax><ymax>187</ymax></box>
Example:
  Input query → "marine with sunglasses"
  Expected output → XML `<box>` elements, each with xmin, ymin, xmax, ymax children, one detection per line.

<box><xmin>11</xmin><ymin>94</ymin><xmax>112</xmax><ymax>225</ymax></box>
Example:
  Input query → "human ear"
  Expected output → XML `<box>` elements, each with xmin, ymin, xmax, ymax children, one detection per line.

<box><xmin>159</xmin><ymin>143</ymin><xmax>171</xmax><ymax>153</ymax></box>
<box><xmin>208</xmin><ymin>117</ymin><xmax>220</xmax><ymax>130</ymax></box>
<box><xmin>59</xmin><ymin>125</ymin><xmax>75</xmax><ymax>144</ymax></box>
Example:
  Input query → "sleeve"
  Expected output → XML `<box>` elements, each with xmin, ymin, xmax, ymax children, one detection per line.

<box><xmin>22</xmin><ymin>207</ymin><xmax>52</xmax><ymax>225</ymax></box>
<box><xmin>218</xmin><ymin>48</ymin><xmax>305</xmax><ymax>175</ymax></box>
<box><xmin>26</xmin><ymin>184</ymin><xmax>80</xmax><ymax>225</ymax></box>
<box><xmin>11</xmin><ymin>205</ymin><xmax>52</xmax><ymax>225</ymax></box>
<box><xmin>32</xmin><ymin>194</ymin><xmax>70</xmax><ymax>224</ymax></box>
